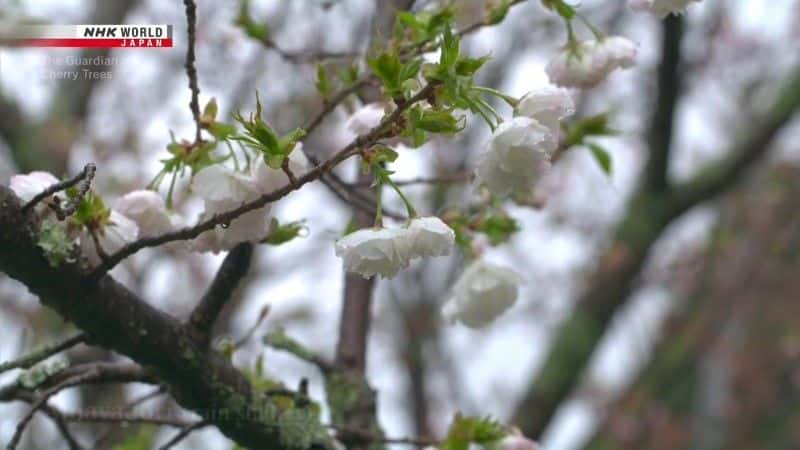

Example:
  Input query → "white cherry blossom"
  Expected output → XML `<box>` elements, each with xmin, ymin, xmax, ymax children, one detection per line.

<box><xmin>80</xmin><ymin>210</ymin><xmax>139</xmax><ymax>265</ymax></box>
<box><xmin>190</xmin><ymin>164</ymin><xmax>272</xmax><ymax>253</ymax></box>
<box><xmin>335</xmin><ymin>227</ymin><xmax>412</xmax><ymax>278</ymax></box>
<box><xmin>9</xmin><ymin>171</ymin><xmax>58</xmax><ymax>203</ymax></box>
<box><xmin>475</xmin><ymin>117</ymin><xmax>555</xmax><ymax>196</ymax></box>
<box><xmin>112</xmin><ymin>190</ymin><xmax>174</xmax><ymax>237</ymax></box>
<box><xmin>406</xmin><ymin>216</ymin><xmax>455</xmax><ymax>258</ymax></box>
<box><xmin>516</xmin><ymin>85</ymin><xmax>575</xmax><ymax>140</ymax></box>
<box><xmin>252</xmin><ymin>144</ymin><xmax>310</xmax><ymax>193</ymax></box>
<box><xmin>442</xmin><ymin>260</ymin><xmax>520</xmax><ymax>328</ymax></box>
<box><xmin>499</xmin><ymin>434</ymin><xmax>541</xmax><ymax>450</ymax></box>
<box><xmin>547</xmin><ymin>36</ymin><xmax>638</xmax><ymax>88</ymax></box>
<box><xmin>346</xmin><ymin>103</ymin><xmax>386</xmax><ymax>136</ymax></box>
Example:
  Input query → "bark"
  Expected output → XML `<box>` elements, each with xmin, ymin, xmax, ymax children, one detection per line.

<box><xmin>0</xmin><ymin>187</ymin><xmax>330</xmax><ymax>450</ymax></box>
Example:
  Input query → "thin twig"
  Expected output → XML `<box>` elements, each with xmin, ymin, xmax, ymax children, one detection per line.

<box><xmin>303</xmin><ymin>77</ymin><xmax>372</xmax><ymax>136</ymax></box>
<box><xmin>348</xmin><ymin>172</ymin><xmax>473</xmax><ymax>188</ymax></box>
<box><xmin>62</xmin><ymin>410</ymin><xmax>194</xmax><ymax>428</ymax></box>
<box><xmin>4</xmin><ymin>363</ymin><xmax>154</xmax><ymax>449</ymax></box>
<box><xmin>90</xmin><ymin>82</ymin><xmax>440</xmax><ymax>278</ymax></box>
<box><xmin>0</xmin><ymin>333</ymin><xmax>86</xmax><ymax>375</ymax></box>
<box><xmin>262</xmin><ymin>39</ymin><xmax>360</xmax><ymax>64</ymax></box>
<box><xmin>0</xmin><ymin>391</ymin><xmax>81</xmax><ymax>450</ymax></box>
<box><xmin>6</xmin><ymin>373</ymin><xmax>95</xmax><ymax>450</ymax></box>
<box><xmin>158</xmin><ymin>421</ymin><xmax>208</xmax><ymax>450</ymax></box>
<box><xmin>320</xmin><ymin>171</ymin><xmax>407</xmax><ymax>221</ymax></box>
<box><xmin>90</xmin><ymin>386</ymin><xmax>167</xmax><ymax>449</ymax></box>
<box><xmin>328</xmin><ymin>424</ymin><xmax>437</xmax><ymax>447</ymax></box>
<box><xmin>263</xmin><ymin>329</ymin><xmax>333</xmax><ymax>373</ymax></box>
<box><xmin>183</xmin><ymin>0</ymin><xmax>202</xmax><ymax>143</ymax></box>
<box><xmin>126</xmin><ymin>386</ymin><xmax>167</xmax><ymax>410</ymax></box>
<box><xmin>233</xmin><ymin>304</ymin><xmax>271</xmax><ymax>349</ymax></box>
<box><xmin>22</xmin><ymin>163</ymin><xmax>96</xmax><ymax>216</ymax></box>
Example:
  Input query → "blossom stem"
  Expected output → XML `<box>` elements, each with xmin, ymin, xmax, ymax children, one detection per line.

<box><xmin>480</xmin><ymin>100</ymin><xmax>505</xmax><ymax>126</ymax></box>
<box><xmin>470</xmin><ymin>86</ymin><xmax>518</xmax><ymax>107</ymax></box>
<box><xmin>377</xmin><ymin>169</ymin><xmax>417</xmax><ymax>220</ymax></box>
<box><xmin>225</xmin><ymin>141</ymin><xmax>240</xmax><ymax>171</ymax></box>
<box><xmin>577</xmin><ymin>13</ymin><xmax>605</xmax><ymax>41</ymax></box>
<box><xmin>374</xmin><ymin>176</ymin><xmax>384</xmax><ymax>227</ymax></box>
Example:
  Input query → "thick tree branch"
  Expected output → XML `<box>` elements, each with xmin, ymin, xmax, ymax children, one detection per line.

<box><xmin>672</xmin><ymin>67</ymin><xmax>800</xmax><ymax>211</ymax></box>
<box><xmin>188</xmin><ymin>242</ymin><xmax>254</xmax><ymax>347</ymax></box>
<box><xmin>0</xmin><ymin>188</ymin><xmax>332</xmax><ymax>449</ymax></box>
<box><xmin>643</xmin><ymin>15</ymin><xmax>684</xmax><ymax>192</ymax></box>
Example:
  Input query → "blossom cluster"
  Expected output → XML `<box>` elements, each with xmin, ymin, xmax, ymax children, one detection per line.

<box><xmin>10</xmin><ymin>147</ymin><xmax>308</xmax><ymax>265</ymax></box>
<box><xmin>8</xmin><ymin>0</ymin><xmax>705</xmax><ymax>330</ymax></box>
<box><xmin>335</xmin><ymin>217</ymin><xmax>455</xmax><ymax>278</ymax></box>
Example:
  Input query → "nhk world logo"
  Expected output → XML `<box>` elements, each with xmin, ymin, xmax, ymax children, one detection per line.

<box><xmin>0</xmin><ymin>24</ymin><xmax>173</xmax><ymax>48</ymax></box>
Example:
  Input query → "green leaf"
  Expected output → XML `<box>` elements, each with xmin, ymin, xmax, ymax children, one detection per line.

<box><xmin>263</xmin><ymin>219</ymin><xmax>307</xmax><ymax>245</ymax></box>
<box><xmin>455</xmin><ymin>55</ymin><xmax>490</xmax><ymax>77</ymax></box>
<box><xmin>231</xmin><ymin>92</ymin><xmax>306</xmax><ymax>167</ymax></box>
<box><xmin>208</xmin><ymin>122</ymin><xmax>237</xmax><ymax>140</ymax></box>
<box><xmin>265</xmin><ymin>153</ymin><xmax>284</xmax><ymax>169</ymax></box>
<box><xmin>439</xmin><ymin>27</ymin><xmax>460</xmax><ymax>72</ymax></box>
<box><xmin>441</xmin><ymin>414</ymin><xmax>508</xmax><ymax>450</ymax></box>
<box><xmin>368</xmin><ymin>52</ymin><xmax>403</xmax><ymax>94</ymax></box>
<box><xmin>315</xmin><ymin>64</ymin><xmax>331</xmax><ymax>98</ymax></box>
<box><xmin>72</xmin><ymin>191</ymin><xmax>108</xmax><ymax>227</ymax></box>
<box><xmin>202</xmin><ymin>97</ymin><xmax>218</xmax><ymax>123</ymax></box>
<box><xmin>399</xmin><ymin>59</ymin><xmax>422</xmax><ymax>83</ymax></box>
<box><xmin>395</xmin><ymin>7</ymin><xmax>454</xmax><ymax>43</ymax></box>
<box><xmin>410</xmin><ymin>107</ymin><xmax>465</xmax><ymax>134</ymax></box>
<box><xmin>541</xmin><ymin>0</ymin><xmax>576</xmax><ymax>19</ymax></box>
<box><xmin>279</xmin><ymin>128</ymin><xmax>307</xmax><ymax>153</ymax></box>
<box><xmin>373</xmin><ymin>145</ymin><xmax>399</xmax><ymax>164</ymax></box>
<box><xmin>113</xmin><ymin>426</ymin><xmax>156</xmax><ymax>450</ymax></box>
<box><xmin>587</xmin><ymin>143</ymin><xmax>612</xmax><ymax>175</ymax></box>
<box><xmin>477</xmin><ymin>214</ymin><xmax>519</xmax><ymax>245</ymax></box>
<box><xmin>564</xmin><ymin>112</ymin><xmax>616</xmax><ymax>147</ymax></box>
<box><xmin>236</xmin><ymin>0</ymin><xmax>270</xmax><ymax>41</ymax></box>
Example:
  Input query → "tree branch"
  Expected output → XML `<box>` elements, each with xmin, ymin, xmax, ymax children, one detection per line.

<box><xmin>6</xmin><ymin>367</ymin><xmax>125</xmax><ymax>450</ymax></box>
<box><xmin>263</xmin><ymin>329</ymin><xmax>333</xmax><ymax>373</ymax></box>
<box><xmin>183</xmin><ymin>0</ymin><xmax>202</xmax><ymax>143</ymax></box>
<box><xmin>188</xmin><ymin>242</ymin><xmax>254</xmax><ymax>347</ymax></box>
<box><xmin>0</xmin><ymin>333</ymin><xmax>86</xmax><ymax>375</ymax></box>
<box><xmin>0</xmin><ymin>390</ymin><xmax>81</xmax><ymax>450</ymax></box>
<box><xmin>158</xmin><ymin>421</ymin><xmax>209</xmax><ymax>450</ymax></box>
<box><xmin>643</xmin><ymin>15</ymin><xmax>684</xmax><ymax>192</ymax></box>
<box><xmin>672</xmin><ymin>67</ymin><xmax>800</xmax><ymax>211</ymax></box>
<box><xmin>0</xmin><ymin>188</ymin><xmax>332</xmax><ymax>449</ymax></box>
